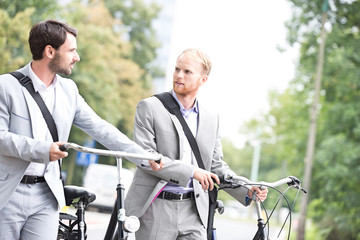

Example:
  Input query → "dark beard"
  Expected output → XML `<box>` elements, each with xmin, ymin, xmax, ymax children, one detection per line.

<box><xmin>48</xmin><ymin>53</ymin><xmax>72</xmax><ymax>76</ymax></box>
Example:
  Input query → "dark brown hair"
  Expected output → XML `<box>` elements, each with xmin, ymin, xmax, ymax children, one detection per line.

<box><xmin>28</xmin><ymin>19</ymin><xmax>78</xmax><ymax>60</ymax></box>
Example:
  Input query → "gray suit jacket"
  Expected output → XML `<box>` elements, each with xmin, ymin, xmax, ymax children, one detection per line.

<box><xmin>125</xmin><ymin>93</ymin><xmax>250</xmax><ymax>228</ymax></box>
<box><xmin>0</xmin><ymin>63</ymin><xmax>149</xmax><ymax>211</ymax></box>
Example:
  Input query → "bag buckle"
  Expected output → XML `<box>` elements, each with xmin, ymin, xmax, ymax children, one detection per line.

<box><xmin>19</xmin><ymin>76</ymin><xmax>32</xmax><ymax>86</ymax></box>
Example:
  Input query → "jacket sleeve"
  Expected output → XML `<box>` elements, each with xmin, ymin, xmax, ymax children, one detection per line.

<box><xmin>208</xmin><ymin>113</ymin><xmax>250</xmax><ymax>206</ymax></box>
<box><xmin>69</xmin><ymin>81</ymin><xmax>153</xmax><ymax>167</ymax></box>
<box><xmin>0</xmin><ymin>74</ymin><xmax>51</xmax><ymax>164</ymax></box>
<box><xmin>133</xmin><ymin>98</ymin><xmax>194</xmax><ymax>187</ymax></box>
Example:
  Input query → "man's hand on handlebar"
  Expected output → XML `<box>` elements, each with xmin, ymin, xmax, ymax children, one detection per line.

<box><xmin>249</xmin><ymin>186</ymin><xmax>268</xmax><ymax>202</ymax></box>
<box><xmin>148</xmin><ymin>156</ymin><xmax>164</xmax><ymax>171</ymax></box>
<box><xmin>193</xmin><ymin>168</ymin><xmax>220</xmax><ymax>191</ymax></box>
<box><xmin>50</xmin><ymin>142</ymin><xmax>68</xmax><ymax>161</ymax></box>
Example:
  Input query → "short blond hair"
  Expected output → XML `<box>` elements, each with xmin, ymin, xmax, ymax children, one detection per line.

<box><xmin>177</xmin><ymin>48</ymin><xmax>212</xmax><ymax>76</ymax></box>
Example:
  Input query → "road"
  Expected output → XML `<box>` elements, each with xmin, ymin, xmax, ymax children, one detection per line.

<box><xmin>78</xmin><ymin>210</ymin><xmax>286</xmax><ymax>240</ymax></box>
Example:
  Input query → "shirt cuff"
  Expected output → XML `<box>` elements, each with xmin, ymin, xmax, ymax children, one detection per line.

<box><xmin>245</xmin><ymin>195</ymin><xmax>251</xmax><ymax>205</ymax></box>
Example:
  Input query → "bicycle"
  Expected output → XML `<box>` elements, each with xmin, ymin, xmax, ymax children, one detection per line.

<box><xmin>213</xmin><ymin>174</ymin><xmax>307</xmax><ymax>240</ymax></box>
<box><xmin>57</xmin><ymin>143</ymin><xmax>162</xmax><ymax>240</ymax></box>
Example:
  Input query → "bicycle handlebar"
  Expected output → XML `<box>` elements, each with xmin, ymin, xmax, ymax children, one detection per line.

<box><xmin>220</xmin><ymin>174</ymin><xmax>307</xmax><ymax>194</ymax></box>
<box><xmin>60</xmin><ymin>142</ymin><xmax>162</xmax><ymax>162</ymax></box>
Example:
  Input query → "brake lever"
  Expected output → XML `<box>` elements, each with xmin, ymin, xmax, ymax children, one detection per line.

<box><xmin>59</xmin><ymin>145</ymin><xmax>68</xmax><ymax>151</ymax></box>
<box><xmin>288</xmin><ymin>176</ymin><xmax>307</xmax><ymax>193</ymax></box>
<box><xmin>288</xmin><ymin>176</ymin><xmax>301</xmax><ymax>186</ymax></box>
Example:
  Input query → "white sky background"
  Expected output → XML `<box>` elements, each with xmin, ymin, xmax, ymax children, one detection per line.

<box><xmin>165</xmin><ymin>0</ymin><xmax>299</xmax><ymax>148</ymax></box>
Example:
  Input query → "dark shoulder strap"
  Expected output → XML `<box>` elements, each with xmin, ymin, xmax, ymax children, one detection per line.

<box><xmin>154</xmin><ymin>92</ymin><xmax>205</xmax><ymax>169</ymax></box>
<box><xmin>9</xmin><ymin>71</ymin><xmax>59</xmax><ymax>142</ymax></box>
<box><xmin>10</xmin><ymin>71</ymin><xmax>62</xmax><ymax>179</ymax></box>
<box><xmin>154</xmin><ymin>92</ymin><xmax>179</xmax><ymax>114</ymax></box>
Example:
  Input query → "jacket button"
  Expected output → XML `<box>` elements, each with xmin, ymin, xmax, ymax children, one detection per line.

<box><xmin>196</xmin><ymin>194</ymin><xmax>200</xmax><ymax>198</ymax></box>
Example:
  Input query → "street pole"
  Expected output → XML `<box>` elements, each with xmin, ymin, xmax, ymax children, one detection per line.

<box><xmin>250</xmin><ymin>126</ymin><xmax>262</xmax><ymax>182</ymax></box>
<box><xmin>296</xmin><ymin>1</ymin><xmax>328</xmax><ymax>239</ymax></box>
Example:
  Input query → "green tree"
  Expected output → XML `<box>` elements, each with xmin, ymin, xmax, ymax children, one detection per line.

<box><xmin>241</xmin><ymin>0</ymin><xmax>360</xmax><ymax>239</ymax></box>
<box><xmin>0</xmin><ymin>0</ymin><xmax>159</xmax><ymax>185</ymax></box>
<box><xmin>286</xmin><ymin>1</ymin><xmax>360</xmax><ymax>239</ymax></box>
<box><xmin>0</xmin><ymin>8</ymin><xmax>33</xmax><ymax>73</ymax></box>
<box><xmin>103</xmin><ymin>0</ymin><xmax>162</xmax><ymax>88</ymax></box>
<box><xmin>0</xmin><ymin>0</ymin><xmax>58</xmax><ymax>23</ymax></box>
<box><xmin>60</xmin><ymin>0</ymin><xmax>152</xmax><ymax>184</ymax></box>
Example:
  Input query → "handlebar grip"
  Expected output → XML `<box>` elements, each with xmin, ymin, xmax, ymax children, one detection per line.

<box><xmin>59</xmin><ymin>145</ymin><xmax>67</xmax><ymax>151</ymax></box>
<box><xmin>218</xmin><ymin>174</ymin><xmax>234</xmax><ymax>184</ymax></box>
<box><xmin>218</xmin><ymin>175</ymin><xmax>226</xmax><ymax>184</ymax></box>
<box><xmin>154</xmin><ymin>154</ymin><xmax>162</xmax><ymax>164</ymax></box>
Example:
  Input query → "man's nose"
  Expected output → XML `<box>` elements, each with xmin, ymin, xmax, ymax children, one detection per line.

<box><xmin>74</xmin><ymin>51</ymin><xmax>80</xmax><ymax>62</ymax></box>
<box><xmin>176</xmin><ymin>70</ymin><xmax>184</xmax><ymax>78</ymax></box>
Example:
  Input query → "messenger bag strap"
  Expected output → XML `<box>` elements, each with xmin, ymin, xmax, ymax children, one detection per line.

<box><xmin>10</xmin><ymin>71</ymin><xmax>62</xmax><ymax>179</ymax></box>
<box><xmin>154</xmin><ymin>92</ymin><xmax>205</xmax><ymax>169</ymax></box>
<box><xmin>155</xmin><ymin>92</ymin><xmax>217</xmax><ymax>240</ymax></box>
<box><xmin>10</xmin><ymin>71</ymin><xmax>59</xmax><ymax>142</ymax></box>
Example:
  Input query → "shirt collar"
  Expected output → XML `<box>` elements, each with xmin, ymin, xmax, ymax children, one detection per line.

<box><xmin>29</xmin><ymin>62</ymin><xmax>58</xmax><ymax>92</ymax></box>
<box><xmin>171</xmin><ymin>90</ymin><xmax>199</xmax><ymax>114</ymax></box>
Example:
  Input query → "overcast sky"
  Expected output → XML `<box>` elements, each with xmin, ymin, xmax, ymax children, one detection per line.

<box><xmin>165</xmin><ymin>0</ymin><xmax>299</xmax><ymax>147</ymax></box>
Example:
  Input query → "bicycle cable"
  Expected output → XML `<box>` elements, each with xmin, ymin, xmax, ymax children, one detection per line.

<box><xmin>244</xmin><ymin>183</ymin><xmax>296</xmax><ymax>240</ymax></box>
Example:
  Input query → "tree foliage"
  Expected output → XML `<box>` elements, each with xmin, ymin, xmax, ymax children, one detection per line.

<box><xmin>0</xmin><ymin>0</ymin><xmax>59</xmax><ymax>23</ymax></box>
<box><xmin>103</xmin><ymin>0</ymin><xmax>162</xmax><ymax>87</ymax></box>
<box><xmin>237</xmin><ymin>0</ymin><xmax>360</xmax><ymax>239</ymax></box>
<box><xmin>0</xmin><ymin>0</ymin><xmax>160</xmax><ymax>185</ymax></box>
<box><xmin>0</xmin><ymin>8</ymin><xmax>33</xmax><ymax>73</ymax></box>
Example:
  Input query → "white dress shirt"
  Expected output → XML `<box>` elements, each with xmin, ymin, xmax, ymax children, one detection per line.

<box><xmin>162</xmin><ymin>91</ymin><xmax>198</xmax><ymax>193</ymax></box>
<box><xmin>24</xmin><ymin>63</ymin><xmax>57</xmax><ymax>176</ymax></box>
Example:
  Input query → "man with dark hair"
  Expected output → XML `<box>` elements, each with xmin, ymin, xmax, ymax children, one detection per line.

<box><xmin>0</xmin><ymin>19</ymin><xmax>163</xmax><ymax>240</ymax></box>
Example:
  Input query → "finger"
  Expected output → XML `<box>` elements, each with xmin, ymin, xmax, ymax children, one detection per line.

<box><xmin>151</xmin><ymin>164</ymin><xmax>160</xmax><ymax>171</ymax></box>
<box><xmin>205</xmin><ymin>178</ymin><xmax>211</xmax><ymax>190</ymax></box>
<box><xmin>201</xmin><ymin>178</ymin><xmax>208</xmax><ymax>190</ymax></box>
<box><xmin>150</xmin><ymin>161</ymin><xmax>160</xmax><ymax>171</ymax></box>
<box><xmin>201</xmin><ymin>181</ymin><xmax>206</xmax><ymax>190</ymax></box>
<box><xmin>211</xmin><ymin>173</ymin><xmax>220</xmax><ymax>185</ymax></box>
<box><xmin>57</xmin><ymin>151</ymin><xmax>68</xmax><ymax>160</ymax></box>
<box><xmin>208</xmin><ymin>176</ymin><xmax>214</xmax><ymax>191</ymax></box>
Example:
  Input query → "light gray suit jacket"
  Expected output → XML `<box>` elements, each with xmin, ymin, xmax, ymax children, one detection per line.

<box><xmin>0</xmin><ymin>63</ymin><xmax>149</xmax><ymax>211</ymax></box>
<box><xmin>125</xmin><ymin>93</ymin><xmax>250</xmax><ymax>228</ymax></box>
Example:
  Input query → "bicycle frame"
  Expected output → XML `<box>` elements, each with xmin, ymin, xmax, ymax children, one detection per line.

<box><xmin>58</xmin><ymin>185</ymin><xmax>96</xmax><ymax>240</ymax></box>
<box><xmin>60</xmin><ymin>143</ymin><xmax>162</xmax><ymax>240</ymax></box>
<box><xmin>219</xmin><ymin>175</ymin><xmax>307</xmax><ymax>240</ymax></box>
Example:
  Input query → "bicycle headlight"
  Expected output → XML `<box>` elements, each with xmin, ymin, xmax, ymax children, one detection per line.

<box><xmin>124</xmin><ymin>216</ymin><xmax>140</xmax><ymax>233</ymax></box>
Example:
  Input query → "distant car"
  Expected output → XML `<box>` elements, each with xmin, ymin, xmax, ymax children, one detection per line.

<box><xmin>82</xmin><ymin>163</ymin><xmax>134</xmax><ymax>212</ymax></box>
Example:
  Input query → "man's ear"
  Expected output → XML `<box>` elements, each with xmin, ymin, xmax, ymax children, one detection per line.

<box><xmin>44</xmin><ymin>45</ymin><xmax>55</xmax><ymax>59</ymax></box>
<box><xmin>201</xmin><ymin>75</ymin><xmax>208</xmax><ymax>85</ymax></box>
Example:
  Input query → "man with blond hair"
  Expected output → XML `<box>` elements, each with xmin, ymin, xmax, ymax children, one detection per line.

<box><xmin>125</xmin><ymin>48</ymin><xmax>268</xmax><ymax>239</ymax></box>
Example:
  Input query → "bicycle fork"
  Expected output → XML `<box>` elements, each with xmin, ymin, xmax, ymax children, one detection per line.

<box><xmin>104</xmin><ymin>157</ymin><xmax>140</xmax><ymax>240</ymax></box>
<box><xmin>253</xmin><ymin>200</ymin><xmax>268</xmax><ymax>240</ymax></box>
<box><xmin>77</xmin><ymin>201</ymin><xmax>86</xmax><ymax>240</ymax></box>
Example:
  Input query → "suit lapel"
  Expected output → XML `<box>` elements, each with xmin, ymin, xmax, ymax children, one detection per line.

<box><xmin>169</xmin><ymin>113</ymin><xmax>185</xmax><ymax>160</ymax></box>
<box><xmin>21</xmin><ymin>87</ymin><xmax>43</xmax><ymax>140</ymax></box>
<box><xmin>17</xmin><ymin>64</ymin><xmax>43</xmax><ymax>140</ymax></box>
<box><xmin>195</xmin><ymin>103</ymin><xmax>212</xmax><ymax>169</ymax></box>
